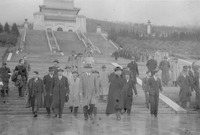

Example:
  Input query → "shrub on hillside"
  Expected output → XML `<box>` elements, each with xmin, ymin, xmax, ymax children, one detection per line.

<box><xmin>4</xmin><ymin>22</ymin><xmax>10</xmax><ymax>33</ymax></box>
<box><xmin>0</xmin><ymin>32</ymin><xmax>18</xmax><ymax>46</ymax></box>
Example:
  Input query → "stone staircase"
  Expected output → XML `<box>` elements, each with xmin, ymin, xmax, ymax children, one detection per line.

<box><xmin>85</xmin><ymin>33</ymin><xmax>117</xmax><ymax>56</ymax></box>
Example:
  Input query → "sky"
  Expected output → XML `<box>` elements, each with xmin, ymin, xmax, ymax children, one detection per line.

<box><xmin>0</xmin><ymin>0</ymin><xmax>200</xmax><ymax>27</ymax></box>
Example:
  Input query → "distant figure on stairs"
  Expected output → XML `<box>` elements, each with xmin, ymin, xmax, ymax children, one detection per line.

<box><xmin>83</xmin><ymin>52</ymin><xmax>94</xmax><ymax>67</ymax></box>
<box><xmin>0</xmin><ymin>62</ymin><xmax>11</xmax><ymax>97</ymax></box>
<box><xmin>14</xmin><ymin>59</ymin><xmax>27</xmax><ymax>97</ymax></box>
<box><xmin>68</xmin><ymin>50</ymin><xmax>77</xmax><ymax>71</ymax></box>
<box><xmin>159</xmin><ymin>56</ymin><xmax>170</xmax><ymax>87</ymax></box>
<box><xmin>52</xmin><ymin>59</ymin><xmax>60</xmax><ymax>77</ymax></box>
<box><xmin>27</xmin><ymin>71</ymin><xmax>44</xmax><ymax>118</ymax></box>
<box><xmin>23</xmin><ymin>55</ymin><xmax>31</xmax><ymax>79</ymax></box>
<box><xmin>146</xmin><ymin>55</ymin><xmax>157</xmax><ymax>75</ymax></box>
<box><xmin>75</xmin><ymin>53</ymin><xmax>83</xmax><ymax>74</ymax></box>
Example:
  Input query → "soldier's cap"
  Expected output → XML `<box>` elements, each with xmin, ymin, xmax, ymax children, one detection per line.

<box><xmin>2</xmin><ymin>62</ymin><xmax>6</xmax><ymax>65</ymax></box>
<box><xmin>101</xmin><ymin>65</ymin><xmax>106</xmax><ymax>69</ymax></box>
<box><xmin>72</xmin><ymin>71</ymin><xmax>78</xmax><ymax>74</ymax></box>
<box><xmin>33</xmin><ymin>71</ymin><xmax>39</xmax><ymax>75</ymax></box>
<box><xmin>92</xmin><ymin>70</ymin><xmax>99</xmax><ymax>74</ymax></box>
<box><xmin>114</xmin><ymin>66</ymin><xmax>122</xmax><ymax>72</ymax></box>
<box><xmin>65</xmin><ymin>65</ymin><xmax>71</xmax><ymax>69</ymax></box>
<box><xmin>53</xmin><ymin>59</ymin><xmax>59</xmax><ymax>63</ymax></box>
<box><xmin>49</xmin><ymin>67</ymin><xmax>54</xmax><ymax>71</ymax></box>
<box><xmin>84</xmin><ymin>64</ymin><xmax>92</xmax><ymax>68</ymax></box>
<box><xmin>57</xmin><ymin>68</ymin><xmax>64</xmax><ymax>72</ymax></box>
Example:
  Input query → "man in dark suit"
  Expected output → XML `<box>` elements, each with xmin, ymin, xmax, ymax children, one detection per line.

<box><xmin>148</xmin><ymin>70</ymin><xmax>163</xmax><ymax>118</ymax></box>
<box><xmin>127</xmin><ymin>57</ymin><xmax>139</xmax><ymax>95</ymax></box>
<box><xmin>27</xmin><ymin>71</ymin><xmax>44</xmax><ymax>118</ymax></box>
<box><xmin>43</xmin><ymin>67</ymin><xmax>54</xmax><ymax>116</ymax></box>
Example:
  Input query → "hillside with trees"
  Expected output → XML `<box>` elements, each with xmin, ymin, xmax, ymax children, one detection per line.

<box><xmin>86</xmin><ymin>18</ymin><xmax>200</xmax><ymax>59</ymax></box>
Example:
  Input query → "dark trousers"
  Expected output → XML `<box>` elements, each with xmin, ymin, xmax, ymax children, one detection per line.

<box><xmin>83</xmin><ymin>104</ymin><xmax>95</xmax><ymax>119</ymax></box>
<box><xmin>149</xmin><ymin>95</ymin><xmax>159</xmax><ymax>116</ymax></box>
<box><xmin>132</xmin><ymin>83</ymin><xmax>137</xmax><ymax>95</ymax></box>
<box><xmin>31</xmin><ymin>96</ymin><xmax>39</xmax><ymax>114</ymax></box>
<box><xmin>194</xmin><ymin>86</ymin><xmax>200</xmax><ymax>109</ymax></box>
<box><xmin>144</xmin><ymin>91</ymin><xmax>149</xmax><ymax>108</ymax></box>
<box><xmin>74</xmin><ymin>107</ymin><xmax>78</xmax><ymax>116</ymax></box>
<box><xmin>46</xmin><ymin>107</ymin><xmax>51</xmax><ymax>115</ymax></box>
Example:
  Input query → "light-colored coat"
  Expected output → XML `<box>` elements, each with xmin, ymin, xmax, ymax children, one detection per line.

<box><xmin>68</xmin><ymin>77</ymin><xmax>80</xmax><ymax>107</ymax></box>
<box><xmin>79</xmin><ymin>72</ymin><xmax>97</xmax><ymax>106</ymax></box>
<box><xmin>99</xmin><ymin>71</ymin><xmax>110</xmax><ymax>96</ymax></box>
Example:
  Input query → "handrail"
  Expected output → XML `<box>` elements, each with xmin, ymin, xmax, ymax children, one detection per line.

<box><xmin>52</xmin><ymin>31</ymin><xmax>61</xmax><ymax>51</ymax></box>
<box><xmin>88</xmin><ymin>39</ymin><xmax>101</xmax><ymax>54</ymax></box>
<box><xmin>100</xmin><ymin>33</ymin><xmax>108</xmax><ymax>41</ymax></box>
<box><xmin>108</xmin><ymin>40</ymin><xmax>120</xmax><ymax>50</ymax></box>
<box><xmin>45</xmin><ymin>30</ymin><xmax>52</xmax><ymax>52</ymax></box>
<box><xmin>81</xmin><ymin>31</ymin><xmax>87</xmax><ymax>40</ymax></box>
<box><xmin>111</xmin><ymin>62</ymin><xmax>187</xmax><ymax>114</ymax></box>
<box><xmin>75</xmin><ymin>31</ymin><xmax>81</xmax><ymax>40</ymax></box>
<box><xmin>81</xmin><ymin>39</ymin><xmax>88</xmax><ymax>48</ymax></box>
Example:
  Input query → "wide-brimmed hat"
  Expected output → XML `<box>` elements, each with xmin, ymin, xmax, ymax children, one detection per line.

<box><xmin>65</xmin><ymin>65</ymin><xmax>71</xmax><ymax>69</ymax></box>
<box><xmin>57</xmin><ymin>68</ymin><xmax>64</xmax><ymax>72</ymax></box>
<box><xmin>49</xmin><ymin>67</ymin><xmax>54</xmax><ymax>72</ymax></box>
<box><xmin>53</xmin><ymin>59</ymin><xmax>59</xmax><ymax>63</ymax></box>
<box><xmin>101</xmin><ymin>65</ymin><xmax>106</xmax><ymax>69</ymax></box>
<box><xmin>84</xmin><ymin>64</ymin><xmax>92</xmax><ymax>68</ymax></box>
<box><xmin>92</xmin><ymin>70</ymin><xmax>99</xmax><ymax>74</ymax></box>
<box><xmin>33</xmin><ymin>71</ymin><xmax>39</xmax><ymax>75</ymax></box>
<box><xmin>114</xmin><ymin>66</ymin><xmax>122</xmax><ymax>72</ymax></box>
<box><xmin>72</xmin><ymin>71</ymin><xmax>78</xmax><ymax>74</ymax></box>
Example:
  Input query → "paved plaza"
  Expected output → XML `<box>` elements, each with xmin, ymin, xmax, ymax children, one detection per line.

<box><xmin>0</xmin><ymin>113</ymin><xmax>200</xmax><ymax>135</ymax></box>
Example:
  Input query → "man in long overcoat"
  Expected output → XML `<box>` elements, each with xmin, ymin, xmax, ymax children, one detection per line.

<box><xmin>127</xmin><ymin>57</ymin><xmax>139</xmax><ymax>95</ymax></box>
<box><xmin>148</xmin><ymin>70</ymin><xmax>163</xmax><ymax>118</ymax></box>
<box><xmin>0</xmin><ymin>62</ymin><xmax>11</xmax><ymax>97</ymax></box>
<box><xmin>159</xmin><ymin>56</ymin><xmax>170</xmax><ymax>86</ymax></box>
<box><xmin>106</xmin><ymin>67</ymin><xmax>126</xmax><ymax>120</ymax></box>
<box><xmin>177</xmin><ymin>66</ymin><xmax>192</xmax><ymax>108</ymax></box>
<box><xmin>51</xmin><ymin>68</ymin><xmax>69</xmax><ymax>118</ymax></box>
<box><xmin>68</xmin><ymin>71</ymin><xmax>80</xmax><ymax>116</ymax></box>
<box><xmin>43</xmin><ymin>67</ymin><xmax>54</xmax><ymax>116</ymax></box>
<box><xmin>170</xmin><ymin>58</ymin><xmax>179</xmax><ymax>86</ymax></box>
<box><xmin>79</xmin><ymin>64</ymin><xmax>98</xmax><ymax>120</ymax></box>
<box><xmin>146</xmin><ymin>56</ymin><xmax>157</xmax><ymax>75</ymax></box>
<box><xmin>27</xmin><ymin>71</ymin><xmax>44</xmax><ymax>118</ymax></box>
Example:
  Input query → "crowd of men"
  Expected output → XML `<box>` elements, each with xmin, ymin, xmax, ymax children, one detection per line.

<box><xmin>0</xmin><ymin>49</ymin><xmax>199</xmax><ymax>121</ymax></box>
<box><xmin>147</xmin><ymin>51</ymin><xmax>200</xmax><ymax>110</ymax></box>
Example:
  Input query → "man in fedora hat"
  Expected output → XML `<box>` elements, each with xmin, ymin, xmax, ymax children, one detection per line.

<box><xmin>43</xmin><ymin>67</ymin><xmax>54</xmax><ymax>116</ymax></box>
<box><xmin>159</xmin><ymin>56</ymin><xmax>171</xmax><ymax>86</ymax></box>
<box><xmin>79</xmin><ymin>64</ymin><xmax>98</xmax><ymax>120</ymax></box>
<box><xmin>68</xmin><ymin>50</ymin><xmax>77</xmax><ymax>71</ymax></box>
<box><xmin>148</xmin><ymin>69</ymin><xmax>163</xmax><ymax>118</ymax></box>
<box><xmin>27</xmin><ymin>71</ymin><xmax>44</xmax><ymax>118</ymax></box>
<box><xmin>106</xmin><ymin>67</ymin><xmax>126</xmax><ymax>120</ymax></box>
<box><xmin>51</xmin><ymin>68</ymin><xmax>69</xmax><ymax>118</ymax></box>
<box><xmin>68</xmin><ymin>71</ymin><xmax>80</xmax><ymax>117</ymax></box>
<box><xmin>0</xmin><ymin>62</ymin><xmax>11</xmax><ymax>97</ymax></box>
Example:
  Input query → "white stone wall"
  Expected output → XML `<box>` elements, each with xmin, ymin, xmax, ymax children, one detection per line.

<box><xmin>33</xmin><ymin>14</ymin><xmax>45</xmax><ymax>30</ymax></box>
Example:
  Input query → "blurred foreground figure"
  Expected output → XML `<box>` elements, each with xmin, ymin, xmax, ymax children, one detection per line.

<box><xmin>177</xmin><ymin>66</ymin><xmax>192</xmax><ymax>109</ymax></box>
<box><xmin>148</xmin><ymin>70</ymin><xmax>163</xmax><ymax>118</ymax></box>
<box><xmin>142</xmin><ymin>71</ymin><xmax>151</xmax><ymax>109</ymax></box>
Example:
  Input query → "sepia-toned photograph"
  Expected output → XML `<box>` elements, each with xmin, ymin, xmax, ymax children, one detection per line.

<box><xmin>0</xmin><ymin>0</ymin><xmax>200</xmax><ymax>134</ymax></box>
